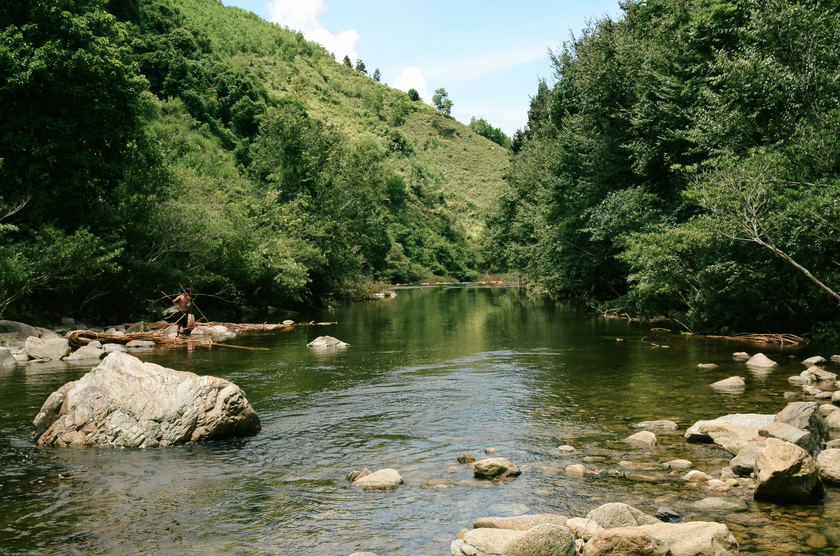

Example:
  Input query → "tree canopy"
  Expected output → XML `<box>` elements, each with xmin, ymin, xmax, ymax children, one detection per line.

<box><xmin>0</xmin><ymin>0</ymin><xmax>508</xmax><ymax>324</ymax></box>
<box><xmin>483</xmin><ymin>0</ymin><xmax>840</xmax><ymax>338</ymax></box>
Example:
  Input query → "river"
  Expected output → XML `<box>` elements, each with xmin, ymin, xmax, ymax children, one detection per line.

<box><xmin>2</xmin><ymin>285</ymin><xmax>838</xmax><ymax>555</ymax></box>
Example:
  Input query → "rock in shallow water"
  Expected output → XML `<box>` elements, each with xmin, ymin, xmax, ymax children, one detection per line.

<box><xmin>307</xmin><ymin>335</ymin><xmax>348</xmax><ymax>348</ymax></box>
<box><xmin>581</xmin><ymin>521</ymin><xmax>739</xmax><ymax>556</ymax></box>
<box><xmin>32</xmin><ymin>352</ymin><xmax>261</xmax><ymax>447</ymax></box>
<box><xmin>625</xmin><ymin>431</ymin><xmax>657</xmax><ymax>448</ymax></box>
<box><xmin>754</xmin><ymin>443</ymin><xmax>823</xmax><ymax>502</ymax></box>
<box><xmin>473</xmin><ymin>457</ymin><xmax>521</xmax><ymax>479</ymax></box>
<box><xmin>351</xmin><ymin>468</ymin><xmax>403</xmax><ymax>490</ymax></box>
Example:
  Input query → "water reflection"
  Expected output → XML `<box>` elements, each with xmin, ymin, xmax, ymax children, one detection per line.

<box><xmin>0</xmin><ymin>286</ymin><xmax>835</xmax><ymax>555</ymax></box>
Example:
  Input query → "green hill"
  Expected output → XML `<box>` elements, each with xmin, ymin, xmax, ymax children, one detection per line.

<box><xmin>0</xmin><ymin>0</ymin><xmax>508</xmax><ymax>322</ymax></box>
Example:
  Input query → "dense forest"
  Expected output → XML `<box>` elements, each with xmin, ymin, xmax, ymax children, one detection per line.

<box><xmin>0</xmin><ymin>0</ymin><xmax>508</xmax><ymax>323</ymax></box>
<box><xmin>3</xmin><ymin>0</ymin><xmax>839</xmax><ymax>339</ymax></box>
<box><xmin>483</xmin><ymin>0</ymin><xmax>840</xmax><ymax>339</ymax></box>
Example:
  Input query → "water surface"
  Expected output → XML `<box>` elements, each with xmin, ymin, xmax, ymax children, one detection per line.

<box><xmin>1</xmin><ymin>286</ymin><xmax>837</xmax><ymax>555</ymax></box>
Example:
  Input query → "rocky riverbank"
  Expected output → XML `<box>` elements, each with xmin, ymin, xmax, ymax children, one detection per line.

<box><xmin>0</xmin><ymin>318</ymin><xmax>242</xmax><ymax>365</ymax></box>
<box><xmin>342</xmin><ymin>350</ymin><xmax>840</xmax><ymax>556</ymax></box>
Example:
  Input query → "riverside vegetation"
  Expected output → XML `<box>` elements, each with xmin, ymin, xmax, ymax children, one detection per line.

<box><xmin>483</xmin><ymin>0</ymin><xmax>840</xmax><ymax>340</ymax></box>
<box><xmin>0</xmin><ymin>0</ymin><xmax>508</xmax><ymax>324</ymax></box>
<box><xmin>2</xmin><ymin>0</ymin><xmax>839</xmax><ymax>340</ymax></box>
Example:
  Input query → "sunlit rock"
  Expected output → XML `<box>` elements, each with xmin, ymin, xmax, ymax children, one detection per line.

<box><xmin>451</xmin><ymin>524</ymin><xmax>575</xmax><ymax>556</ymax></box>
<box><xmin>730</xmin><ymin>438</ymin><xmax>785</xmax><ymax>476</ymax></box>
<box><xmin>307</xmin><ymin>335</ymin><xmax>349</xmax><ymax>348</ymax></box>
<box><xmin>754</xmin><ymin>443</ymin><xmax>823</xmax><ymax>502</ymax></box>
<box><xmin>25</xmin><ymin>336</ymin><xmax>70</xmax><ymax>361</ymax></box>
<box><xmin>586</xmin><ymin>503</ymin><xmax>660</xmax><ymax>529</ymax></box>
<box><xmin>32</xmin><ymin>352</ymin><xmax>260</xmax><ymax>447</ymax></box>
<box><xmin>351</xmin><ymin>468</ymin><xmax>403</xmax><ymax>491</ymax></box>
<box><xmin>473</xmin><ymin>457</ymin><xmax>521</xmax><ymax>479</ymax></box>
<box><xmin>0</xmin><ymin>347</ymin><xmax>16</xmax><ymax>366</ymax></box>
<box><xmin>804</xmin><ymin>356</ymin><xmax>827</xmax><ymax>366</ymax></box>
<box><xmin>581</xmin><ymin>521</ymin><xmax>739</xmax><ymax>556</ymax></box>
<box><xmin>625</xmin><ymin>431</ymin><xmax>657</xmax><ymax>448</ymax></box>
<box><xmin>474</xmin><ymin>514</ymin><xmax>568</xmax><ymax>531</ymax></box>
<box><xmin>746</xmin><ymin>353</ymin><xmax>776</xmax><ymax>367</ymax></box>
<box><xmin>634</xmin><ymin>420</ymin><xmax>678</xmax><ymax>430</ymax></box>
<box><xmin>817</xmin><ymin>449</ymin><xmax>840</xmax><ymax>485</ymax></box>
<box><xmin>711</xmin><ymin>376</ymin><xmax>745</xmax><ymax>391</ymax></box>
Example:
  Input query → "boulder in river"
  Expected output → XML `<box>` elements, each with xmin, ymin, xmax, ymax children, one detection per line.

<box><xmin>817</xmin><ymin>449</ymin><xmax>840</xmax><ymax>486</ymax></box>
<box><xmin>685</xmin><ymin>413</ymin><xmax>774</xmax><ymax>454</ymax></box>
<box><xmin>772</xmin><ymin>401</ymin><xmax>827</xmax><ymax>454</ymax></box>
<box><xmin>585</xmin><ymin>502</ymin><xmax>660</xmax><ymax>529</ymax></box>
<box><xmin>451</xmin><ymin>523</ymin><xmax>575</xmax><ymax>556</ymax></box>
<box><xmin>474</xmin><ymin>514</ymin><xmax>568</xmax><ymax>531</ymax></box>
<box><xmin>729</xmin><ymin>438</ymin><xmax>786</xmax><ymax>476</ymax></box>
<box><xmin>581</xmin><ymin>521</ymin><xmax>739</xmax><ymax>556</ymax></box>
<box><xmin>0</xmin><ymin>320</ymin><xmax>40</xmax><ymax>341</ymax></box>
<box><xmin>0</xmin><ymin>347</ymin><xmax>17</xmax><ymax>366</ymax></box>
<box><xmin>634</xmin><ymin>420</ymin><xmax>678</xmax><ymax>430</ymax></box>
<box><xmin>473</xmin><ymin>457</ymin><xmax>522</xmax><ymax>479</ymax></box>
<box><xmin>625</xmin><ymin>431</ymin><xmax>657</xmax><ymax>448</ymax></box>
<box><xmin>754</xmin><ymin>443</ymin><xmax>823</xmax><ymax>502</ymax></box>
<box><xmin>758</xmin><ymin>422</ymin><xmax>821</xmax><ymax>458</ymax></box>
<box><xmin>32</xmin><ymin>352</ymin><xmax>261</xmax><ymax>447</ymax></box>
<box><xmin>745</xmin><ymin>353</ymin><xmax>777</xmax><ymax>367</ymax></box>
<box><xmin>25</xmin><ymin>336</ymin><xmax>71</xmax><ymax>361</ymax></box>
<box><xmin>307</xmin><ymin>336</ymin><xmax>349</xmax><ymax>348</ymax></box>
<box><xmin>710</xmin><ymin>376</ymin><xmax>745</xmax><ymax>391</ymax></box>
<box><xmin>803</xmin><ymin>356</ymin><xmax>827</xmax><ymax>366</ymax></box>
<box><xmin>457</xmin><ymin>452</ymin><xmax>476</xmax><ymax>464</ymax></box>
<box><xmin>808</xmin><ymin>366</ymin><xmax>837</xmax><ymax>382</ymax></box>
<box><xmin>351</xmin><ymin>468</ymin><xmax>403</xmax><ymax>490</ymax></box>
<box><xmin>64</xmin><ymin>344</ymin><xmax>105</xmax><ymax>361</ymax></box>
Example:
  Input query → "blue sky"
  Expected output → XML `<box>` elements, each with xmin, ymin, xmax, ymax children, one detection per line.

<box><xmin>221</xmin><ymin>0</ymin><xmax>622</xmax><ymax>135</ymax></box>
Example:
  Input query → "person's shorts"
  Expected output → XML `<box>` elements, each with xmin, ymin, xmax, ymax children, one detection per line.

<box><xmin>173</xmin><ymin>310</ymin><xmax>190</xmax><ymax>324</ymax></box>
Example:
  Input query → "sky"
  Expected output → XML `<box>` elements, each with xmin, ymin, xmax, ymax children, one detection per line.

<box><xmin>220</xmin><ymin>0</ymin><xmax>622</xmax><ymax>135</ymax></box>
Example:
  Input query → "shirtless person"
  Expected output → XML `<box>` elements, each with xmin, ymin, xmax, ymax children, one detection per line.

<box><xmin>172</xmin><ymin>288</ymin><xmax>192</xmax><ymax>335</ymax></box>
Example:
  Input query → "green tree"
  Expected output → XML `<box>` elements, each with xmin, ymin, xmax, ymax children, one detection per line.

<box><xmin>0</xmin><ymin>0</ymin><xmax>160</xmax><ymax>233</ymax></box>
<box><xmin>372</xmin><ymin>68</ymin><xmax>381</xmax><ymax>82</ymax></box>
<box><xmin>432</xmin><ymin>87</ymin><xmax>453</xmax><ymax>116</ymax></box>
<box><xmin>342</xmin><ymin>54</ymin><xmax>352</xmax><ymax>67</ymax></box>
<box><xmin>469</xmin><ymin>117</ymin><xmax>511</xmax><ymax>150</ymax></box>
<box><xmin>407</xmin><ymin>88</ymin><xmax>420</xmax><ymax>101</ymax></box>
<box><xmin>355</xmin><ymin>58</ymin><xmax>367</xmax><ymax>75</ymax></box>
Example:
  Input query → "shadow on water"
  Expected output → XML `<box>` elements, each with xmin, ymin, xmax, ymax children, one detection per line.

<box><xmin>1</xmin><ymin>286</ymin><xmax>838</xmax><ymax>554</ymax></box>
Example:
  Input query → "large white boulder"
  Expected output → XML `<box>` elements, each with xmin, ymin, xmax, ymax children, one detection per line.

<box><xmin>32</xmin><ymin>352</ymin><xmax>261</xmax><ymax>447</ymax></box>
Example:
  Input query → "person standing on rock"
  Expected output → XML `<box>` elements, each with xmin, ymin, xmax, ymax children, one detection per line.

<box><xmin>172</xmin><ymin>288</ymin><xmax>193</xmax><ymax>336</ymax></box>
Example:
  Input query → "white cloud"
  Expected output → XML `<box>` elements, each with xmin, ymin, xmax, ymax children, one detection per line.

<box><xmin>432</xmin><ymin>47</ymin><xmax>547</xmax><ymax>81</ymax></box>
<box><xmin>393</xmin><ymin>67</ymin><xmax>432</xmax><ymax>103</ymax></box>
<box><xmin>266</xmin><ymin>0</ymin><xmax>359</xmax><ymax>64</ymax></box>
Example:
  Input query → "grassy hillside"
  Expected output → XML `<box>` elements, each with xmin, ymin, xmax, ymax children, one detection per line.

<box><xmin>154</xmin><ymin>0</ymin><xmax>508</xmax><ymax>211</ymax></box>
<box><xmin>0</xmin><ymin>0</ymin><xmax>509</xmax><ymax>322</ymax></box>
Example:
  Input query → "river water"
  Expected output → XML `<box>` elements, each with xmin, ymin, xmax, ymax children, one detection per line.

<box><xmin>2</xmin><ymin>286</ymin><xmax>839</xmax><ymax>555</ymax></box>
